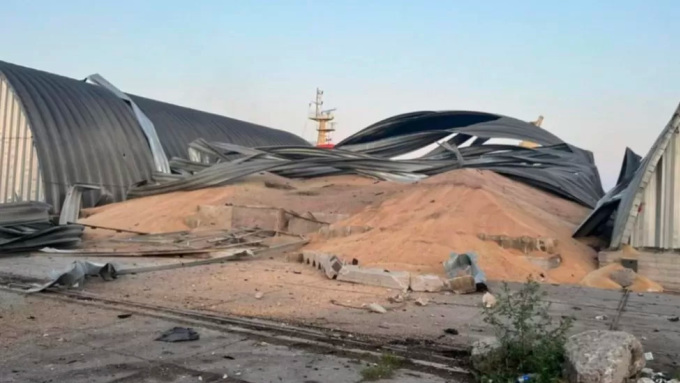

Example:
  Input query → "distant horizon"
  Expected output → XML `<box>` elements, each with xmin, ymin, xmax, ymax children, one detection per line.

<box><xmin>2</xmin><ymin>0</ymin><xmax>678</xmax><ymax>189</ymax></box>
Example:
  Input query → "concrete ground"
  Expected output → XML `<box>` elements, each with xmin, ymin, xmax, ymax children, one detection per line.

<box><xmin>2</xmin><ymin>252</ymin><xmax>680</xmax><ymax>375</ymax></box>
<box><xmin>0</xmin><ymin>290</ymin><xmax>452</xmax><ymax>383</ymax></box>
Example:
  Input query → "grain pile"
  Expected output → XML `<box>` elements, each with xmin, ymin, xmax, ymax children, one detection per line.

<box><xmin>80</xmin><ymin>168</ymin><xmax>598</xmax><ymax>285</ymax></box>
<box><xmin>305</xmin><ymin>169</ymin><xmax>598</xmax><ymax>284</ymax></box>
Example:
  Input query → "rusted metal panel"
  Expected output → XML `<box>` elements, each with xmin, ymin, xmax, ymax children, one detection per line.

<box><xmin>0</xmin><ymin>77</ymin><xmax>43</xmax><ymax>204</ymax></box>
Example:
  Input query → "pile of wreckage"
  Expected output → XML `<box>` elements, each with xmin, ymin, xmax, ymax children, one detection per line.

<box><xmin>0</xmin><ymin>110</ymin><xmax>608</xmax><ymax>292</ymax></box>
<box><xmin>130</xmin><ymin>111</ymin><xmax>604</xmax><ymax>209</ymax></box>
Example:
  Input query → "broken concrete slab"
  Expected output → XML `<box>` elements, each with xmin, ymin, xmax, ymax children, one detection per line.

<box><xmin>337</xmin><ymin>265</ymin><xmax>410</xmax><ymax>291</ymax></box>
<box><xmin>410</xmin><ymin>274</ymin><xmax>446</xmax><ymax>292</ymax></box>
<box><xmin>564</xmin><ymin>330</ymin><xmax>645</xmax><ymax>383</ymax></box>
<box><xmin>448</xmin><ymin>275</ymin><xmax>476</xmax><ymax>294</ymax></box>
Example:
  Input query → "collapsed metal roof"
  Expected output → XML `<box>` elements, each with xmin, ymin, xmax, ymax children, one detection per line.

<box><xmin>128</xmin><ymin>110</ymin><xmax>604</xmax><ymax>208</ymax></box>
<box><xmin>338</xmin><ymin>111</ymin><xmax>604</xmax><ymax>207</ymax></box>
<box><xmin>0</xmin><ymin>60</ymin><xmax>308</xmax><ymax>211</ymax></box>
<box><xmin>575</xmin><ymin>102</ymin><xmax>680</xmax><ymax>249</ymax></box>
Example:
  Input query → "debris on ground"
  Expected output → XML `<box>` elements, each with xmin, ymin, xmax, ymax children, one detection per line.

<box><xmin>117</xmin><ymin>313</ymin><xmax>132</xmax><ymax>319</ymax></box>
<box><xmin>482</xmin><ymin>292</ymin><xmax>497</xmax><ymax>308</ymax></box>
<box><xmin>564</xmin><ymin>330</ymin><xmax>645</xmax><ymax>383</ymax></box>
<box><xmin>365</xmin><ymin>303</ymin><xmax>387</xmax><ymax>314</ymax></box>
<box><xmin>414</xmin><ymin>297</ymin><xmax>429</xmax><ymax>306</ymax></box>
<box><xmin>580</xmin><ymin>263</ymin><xmax>663</xmax><ymax>292</ymax></box>
<box><xmin>667</xmin><ymin>316</ymin><xmax>679</xmax><ymax>322</ymax></box>
<box><xmin>155</xmin><ymin>327</ymin><xmax>200</xmax><ymax>342</ymax></box>
<box><xmin>27</xmin><ymin>261</ymin><xmax>118</xmax><ymax>293</ymax></box>
<box><xmin>443</xmin><ymin>328</ymin><xmax>459</xmax><ymax>335</ymax></box>
<box><xmin>254</xmin><ymin>292</ymin><xmax>264</xmax><ymax>299</ymax></box>
<box><xmin>0</xmin><ymin>202</ymin><xmax>84</xmax><ymax>252</ymax></box>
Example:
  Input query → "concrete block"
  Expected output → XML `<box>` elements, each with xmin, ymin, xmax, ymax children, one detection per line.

<box><xmin>337</xmin><ymin>265</ymin><xmax>410</xmax><ymax>291</ymax></box>
<box><xmin>410</xmin><ymin>274</ymin><xmax>446</xmax><ymax>292</ymax></box>
<box><xmin>447</xmin><ymin>275</ymin><xmax>476</xmax><ymax>294</ymax></box>
<box><xmin>195</xmin><ymin>204</ymin><xmax>233</xmax><ymax>229</ymax></box>
<box><xmin>231</xmin><ymin>205</ymin><xmax>285</xmax><ymax>231</ymax></box>
<box><xmin>610</xmin><ymin>268</ymin><xmax>636</xmax><ymax>288</ymax></box>
<box><xmin>301</xmin><ymin>250</ymin><xmax>344</xmax><ymax>279</ymax></box>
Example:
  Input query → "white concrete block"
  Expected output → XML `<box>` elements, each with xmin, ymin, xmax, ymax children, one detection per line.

<box><xmin>409</xmin><ymin>274</ymin><xmax>446</xmax><ymax>292</ymax></box>
<box><xmin>337</xmin><ymin>265</ymin><xmax>410</xmax><ymax>291</ymax></box>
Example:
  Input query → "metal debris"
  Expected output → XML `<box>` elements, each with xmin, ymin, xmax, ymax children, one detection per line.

<box><xmin>27</xmin><ymin>261</ymin><xmax>118</xmax><ymax>293</ymax></box>
<box><xmin>155</xmin><ymin>327</ymin><xmax>200</xmax><ymax>342</ymax></box>
<box><xmin>128</xmin><ymin>112</ymin><xmax>604</xmax><ymax>208</ymax></box>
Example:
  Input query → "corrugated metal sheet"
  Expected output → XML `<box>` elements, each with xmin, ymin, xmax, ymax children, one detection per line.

<box><xmin>630</xmin><ymin>128</ymin><xmax>680</xmax><ymax>249</ymax></box>
<box><xmin>0</xmin><ymin>76</ymin><xmax>44</xmax><ymax>204</ymax></box>
<box><xmin>0</xmin><ymin>60</ymin><xmax>309</xmax><ymax>212</ymax></box>
<box><xmin>0</xmin><ymin>60</ymin><xmax>156</xmax><ymax>212</ymax></box>
<box><xmin>130</xmin><ymin>94</ymin><xmax>309</xmax><ymax>159</ymax></box>
<box><xmin>596</xmin><ymin>102</ymin><xmax>680</xmax><ymax>249</ymax></box>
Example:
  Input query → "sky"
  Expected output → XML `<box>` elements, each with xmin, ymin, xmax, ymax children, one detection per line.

<box><xmin>1</xmin><ymin>0</ymin><xmax>678</xmax><ymax>188</ymax></box>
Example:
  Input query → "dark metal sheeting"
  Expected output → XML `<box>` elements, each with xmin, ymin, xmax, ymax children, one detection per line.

<box><xmin>130</xmin><ymin>94</ymin><xmax>309</xmax><ymax>160</ymax></box>
<box><xmin>0</xmin><ymin>201</ymin><xmax>84</xmax><ymax>253</ymax></box>
<box><xmin>336</xmin><ymin>111</ymin><xmax>602</xmax><ymax>207</ymax></box>
<box><xmin>130</xmin><ymin>124</ymin><xmax>604</xmax><ymax>208</ymax></box>
<box><xmin>0</xmin><ymin>60</ymin><xmax>309</xmax><ymax>212</ymax></box>
<box><xmin>337</xmin><ymin>111</ymin><xmax>563</xmax><ymax>147</ymax></box>
<box><xmin>0</xmin><ymin>61</ymin><xmax>155</xmax><ymax>212</ymax></box>
<box><xmin>574</xmin><ymin>102</ymin><xmax>680</xmax><ymax>247</ymax></box>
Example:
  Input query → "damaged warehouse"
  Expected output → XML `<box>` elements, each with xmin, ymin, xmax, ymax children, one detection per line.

<box><xmin>575</xmin><ymin>103</ymin><xmax>680</xmax><ymax>290</ymax></box>
<box><xmin>0</xmin><ymin>60</ymin><xmax>308</xmax><ymax>211</ymax></box>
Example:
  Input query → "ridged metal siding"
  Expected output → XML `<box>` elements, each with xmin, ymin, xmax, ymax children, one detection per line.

<box><xmin>0</xmin><ymin>61</ymin><xmax>156</xmax><ymax>212</ymax></box>
<box><xmin>0</xmin><ymin>60</ymin><xmax>309</xmax><ymax>212</ymax></box>
<box><xmin>611</xmin><ymin>103</ymin><xmax>680</xmax><ymax>249</ymax></box>
<box><xmin>631</xmin><ymin>128</ymin><xmax>680</xmax><ymax>249</ymax></box>
<box><xmin>129</xmin><ymin>94</ymin><xmax>309</xmax><ymax>160</ymax></box>
<box><xmin>0</xmin><ymin>77</ymin><xmax>44</xmax><ymax>203</ymax></box>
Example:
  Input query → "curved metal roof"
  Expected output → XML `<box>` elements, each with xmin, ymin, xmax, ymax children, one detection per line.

<box><xmin>129</xmin><ymin>94</ymin><xmax>309</xmax><ymax>159</ymax></box>
<box><xmin>0</xmin><ymin>61</ymin><xmax>155</xmax><ymax>211</ymax></box>
<box><xmin>0</xmin><ymin>60</ymin><xmax>308</xmax><ymax>211</ymax></box>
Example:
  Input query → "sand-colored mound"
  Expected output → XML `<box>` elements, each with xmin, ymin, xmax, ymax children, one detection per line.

<box><xmin>306</xmin><ymin>169</ymin><xmax>597</xmax><ymax>284</ymax></box>
<box><xmin>580</xmin><ymin>263</ymin><xmax>663</xmax><ymax>292</ymax></box>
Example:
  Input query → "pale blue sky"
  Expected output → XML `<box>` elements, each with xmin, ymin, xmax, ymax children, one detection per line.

<box><xmin>2</xmin><ymin>0</ymin><xmax>678</xmax><ymax>187</ymax></box>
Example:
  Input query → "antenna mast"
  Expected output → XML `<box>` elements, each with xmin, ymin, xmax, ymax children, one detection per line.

<box><xmin>308</xmin><ymin>88</ymin><xmax>336</xmax><ymax>148</ymax></box>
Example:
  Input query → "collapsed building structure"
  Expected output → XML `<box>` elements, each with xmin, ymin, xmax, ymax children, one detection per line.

<box><xmin>0</xmin><ymin>61</ymin><xmax>308</xmax><ymax>211</ymax></box>
<box><xmin>574</xmin><ymin>103</ymin><xmax>680</xmax><ymax>290</ymax></box>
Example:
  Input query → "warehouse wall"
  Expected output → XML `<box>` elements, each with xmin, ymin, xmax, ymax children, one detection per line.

<box><xmin>630</xmin><ymin>128</ymin><xmax>680</xmax><ymax>249</ymax></box>
<box><xmin>0</xmin><ymin>77</ymin><xmax>44</xmax><ymax>204</ymax></box>
<box><xmin>600</xmin><ymin>250</ymin><xmax>680</xmax><ymax>292</ymax></box>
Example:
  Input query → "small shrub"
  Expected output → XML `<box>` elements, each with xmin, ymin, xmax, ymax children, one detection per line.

<box><xmin>477</xmin><ymin>279</ymin><xmax>573</xmax><ymax>383</ymax></box>
<box><xmin>360</xmin><ymin>353</ymin><xmax>405</xmax><ymax>381</ymax></box>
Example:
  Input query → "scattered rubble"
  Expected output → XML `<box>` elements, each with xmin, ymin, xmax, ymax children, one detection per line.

<box><xmin>410</xmin><ymin>274</ymin><xmax>445</xmax><ymax>292</ymax></box>
<box><xmin>414</xmin><ymin>297</ymin><xmax>429</xmax><ymax>306</ymax></box>
<box><xmin>365</xmin><ymin>303</ymin><xmax>387</xmax><ymax>314</ymax></box>
<box><xmin>564</xmin><ymin>330</ymin><xmax>645</xmax><ymax>383</ymax></box>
